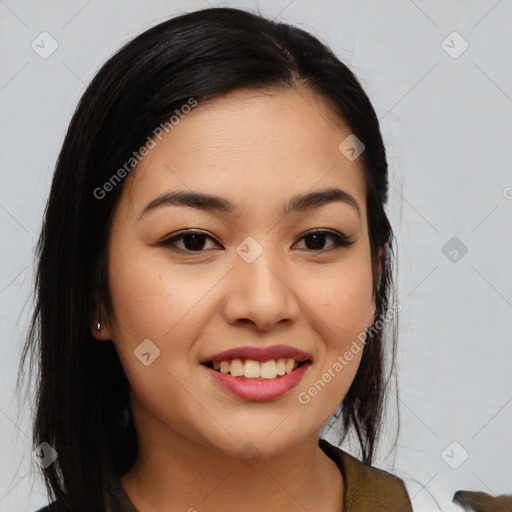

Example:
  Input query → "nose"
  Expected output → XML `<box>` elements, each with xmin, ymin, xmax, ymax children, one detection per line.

<box><xmin>221</xmin><ymin>247</ymin><xmax>300</xmax><ymax>332</ymax></box>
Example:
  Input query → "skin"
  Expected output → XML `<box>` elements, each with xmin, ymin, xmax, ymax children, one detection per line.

<box><xmin>93</xmin><ymin>87</ymin><xmax>380</xmax><ymax>512</ymax></box>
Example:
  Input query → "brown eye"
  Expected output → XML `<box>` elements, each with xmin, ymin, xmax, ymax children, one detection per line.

<box><xmin>159</xmin><ymin>231</ymin><xmax>221</xmax><ymax>252</ymax></box>
<box><xmin>295</xmin><ymin>230</ymin><xmax>354</xmax><ymax>251</ymax></box>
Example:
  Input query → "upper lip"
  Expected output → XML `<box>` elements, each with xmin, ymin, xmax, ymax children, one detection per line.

<box><xmin>201</xmin><ymin>344</ymin><xmax>313</xmax><ymax>363</ymax></box>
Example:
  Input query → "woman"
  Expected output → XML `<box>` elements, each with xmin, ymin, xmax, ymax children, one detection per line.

<box><xmin>19</xmin><ymin>6</ymin><xmax>412</xmax><ymax>511</ymax></box>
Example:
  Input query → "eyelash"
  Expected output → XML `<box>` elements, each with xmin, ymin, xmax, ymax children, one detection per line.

<box><xmin>158</xmin><ymin>229</ymin><xmax>355</xmax><ymax>254</ymax></box>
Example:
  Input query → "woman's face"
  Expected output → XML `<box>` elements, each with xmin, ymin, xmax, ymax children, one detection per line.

<box><xmin>95</xmin><ymin>88</ymin><xmax>377</xmax><ymax>459</ymax></box>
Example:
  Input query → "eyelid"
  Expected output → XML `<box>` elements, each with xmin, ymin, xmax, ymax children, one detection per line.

<box><xmin>294</xmin><ymin>229</ymin><xmax>355</xmax><ymax>250</ymax></box>
<box><xmin>298</xmin><ymin>228</ymin><xmax>353</xmax><ymax>241</ymax></box>
<box><xmin>157</xmin><ymin>229</ymin><xmax>221</xmax><ymax>250</ymax></box>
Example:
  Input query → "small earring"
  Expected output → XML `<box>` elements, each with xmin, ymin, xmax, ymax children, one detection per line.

<box><xmin>96</xmin><ymin>320</ymin><xmax>101</xmax><ymax>331</ymax></box>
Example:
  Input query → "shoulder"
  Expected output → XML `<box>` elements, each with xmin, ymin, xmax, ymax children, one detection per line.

<box><xmin>319</xmin><ymin>438</ymin><xmax>413</xmax><ymax>512</ymax></box>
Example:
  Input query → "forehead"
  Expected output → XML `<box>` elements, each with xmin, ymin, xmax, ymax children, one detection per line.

<box><xmin>120</xmin><ymin>87</ymin><xmax>367</xmax><ymax>219</ymax></box>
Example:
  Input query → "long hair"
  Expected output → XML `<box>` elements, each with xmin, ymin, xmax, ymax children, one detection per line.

<box><xmin>17</xmin><ymin>7</ymin><xmax>398</xmax><ymax>511</ymax></box>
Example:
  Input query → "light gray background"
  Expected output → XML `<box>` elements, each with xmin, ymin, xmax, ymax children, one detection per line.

<box><xmin>1</xmin><ymin>1</ymin><xmax>511</xmax><ymax>510</ymax></box>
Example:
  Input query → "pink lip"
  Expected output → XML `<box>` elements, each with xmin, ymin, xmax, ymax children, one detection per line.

<box><xmin>201</xmin><ymin>344</ymin><xmax>312</xmax><ymax>363</ymax></box>
<box><xmin>203</xmin><ymin>361</ymin><xmax>311</xmax><ymax>401</ymax></box>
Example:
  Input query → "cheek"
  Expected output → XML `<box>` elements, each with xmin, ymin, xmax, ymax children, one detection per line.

<box><xmin>293</xmin><ymin>259</ymin><xmax>372</xmax><ymax>411</ymax></box>
<box><xmin>106</xmin><ymin>244</ymin><xmax>222</xmax><ymax>399</ymax></box>
<box><xmin>106</xmin><ymin>250</ymin><xmax>207</xmax><ymax>425</ymax></box>
<box><xmin>107</xmin><ymin>244</ymin><xmax>207</xmax><ymax>345</ymax></box>
<box><xmin>306</xmin><ymin>260</ymin><xmax>374</xmax><ymax>346</ymax></box>
<box><xmin>108</xmin><ymin>258</ymin><xmax>166</xmax><ymax>341</ymax></box>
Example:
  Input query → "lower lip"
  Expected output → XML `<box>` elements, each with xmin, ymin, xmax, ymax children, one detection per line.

<box><xmin>204</xmin><ymin>363</ymin><xmax>311</xmax><ymax>401</ymax></box>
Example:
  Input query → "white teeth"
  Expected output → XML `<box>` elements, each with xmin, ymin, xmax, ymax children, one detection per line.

<box><xmin>260</xmin><ymin>360</ymin><xmax>277</xmax><ymax>379</ymax></box>
<box><xmin>210</xmin><ymin>358</ymin><xmax>306</xmax><ymax>379</ymax></box>
<box><xmin>285</xmin><ymin>358</ymin><xmax>295</xmax><ymax>374</ymax></box>
<box><xmin>243</xmin><ymin>360</ymin><xmax>261</xmax><ymax>378</ymax></box>
<box><xmin>230</xmin><ymin>358</ymin><xmax>244</xmax><ymax>377</ymax></box>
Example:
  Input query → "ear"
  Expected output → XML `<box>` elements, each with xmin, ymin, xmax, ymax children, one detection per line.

<box><xmin>90</xmin><ymin>304</ymin><xmax>111</xmax><ymax>341</ymax></box>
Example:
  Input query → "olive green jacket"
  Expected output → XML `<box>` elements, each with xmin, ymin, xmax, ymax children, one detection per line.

<box><xmin>319</xmin><ymin>438</ymin><xmax>413</xmax><ymax>511</ymax></box>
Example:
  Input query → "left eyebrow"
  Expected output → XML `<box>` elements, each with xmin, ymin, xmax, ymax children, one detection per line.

<box><xmin>138</xmin><ymin>187</ymin><xmax>361</xmax><ymax>221</ymax></box>
<box><xmin>284</xmin><ymin>188</ymin><xmax>361</xmax><ymax>220</ymax></box>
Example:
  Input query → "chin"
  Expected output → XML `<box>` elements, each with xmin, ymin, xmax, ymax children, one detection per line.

<box><xmin>199</xmin><ymin>422</ymin><xmax>314</xmax><ymax>462</ymax></box>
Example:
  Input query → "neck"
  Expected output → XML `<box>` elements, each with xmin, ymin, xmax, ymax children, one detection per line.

<box><xmin>120</xmin><ymin>399</ymin><xmax>343</xmax><ymax>512</ymax></box>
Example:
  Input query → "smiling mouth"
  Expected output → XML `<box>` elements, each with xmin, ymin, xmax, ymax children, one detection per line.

<box><xmin>202</xmin><ymin>358</ymin><xmax>311</xmax><ymax>380</ymax></box>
